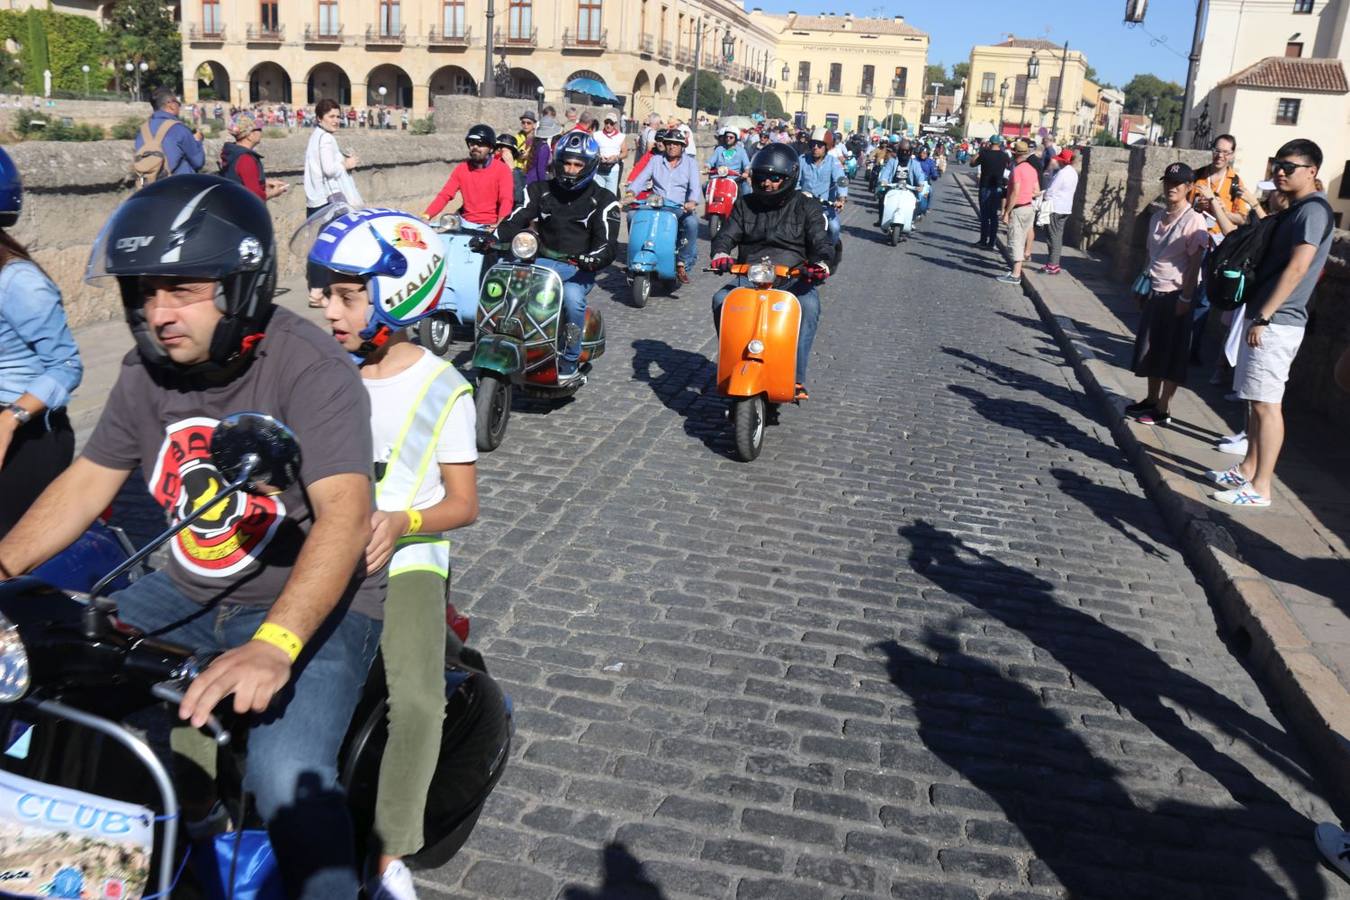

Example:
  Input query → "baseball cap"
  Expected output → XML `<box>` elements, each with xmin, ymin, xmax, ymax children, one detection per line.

<box><xmin>988</xmin><ymin>134</ymin><xmax>1004</xmax><ymax>145</ymax></box>
<box><xmin>519</xmin><ymin>109</ymin><xmax>537</xmax><ymax>122</ymax></box>
<box><xmin>1161</xmin><ymin>161</ymin><xmax>1196</xmax><ymax>184</ymax></box>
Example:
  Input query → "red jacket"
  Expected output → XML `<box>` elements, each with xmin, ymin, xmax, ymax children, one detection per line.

<box><xmin>424</xmin><ymin>158</ymin><xmax>515</xmax><ymax>224</ymax></box>
<box><xmin>627</xmin><ymin>151</ymin><xmax>655</xmax><ymax>200</ymax></box>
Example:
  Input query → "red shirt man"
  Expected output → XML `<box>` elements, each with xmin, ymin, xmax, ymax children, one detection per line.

<box><xmin>423</xmin><ymin>127</ymin><xmax>516</xmax><ymax>224</ymax></box>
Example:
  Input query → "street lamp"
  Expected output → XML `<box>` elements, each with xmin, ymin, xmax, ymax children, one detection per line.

<box><xmin>998</xmin><ymin>78</ymin><xmax>1010</xmax><ymax>136</ymax></box>
<box><xmin>378</xmin><ymin>84</ymin><xmax>387</xmax><ymax>109</ymax></box>
<box><xmin>81</xmin><ymin>64</ymin><xmax>90</xmax><ymax>98</ymax></box>
<box><xmin>757</xmin><ymin>59</ymin><xmax>789</xmax><ymax>122</ymax></box>
<box><xmin>482</xmin><ymin>0</ymin><xmax>497</xmax><ymax>97</ymax></box>
<box><xmin>720</xmin><ymin>30</ymin><xmax>735</xmax><ymax>118</ymax></box>
<box><xmin>689</xmin><ymin>20</ymin><xmax>709</xmax><ymax>126</ymax></box>
<box><xmin>930</xmin><ymin>81</ymin><xmax>943</xmax><ymax>122</ymax></box>
<box><xmin>124</xmin><ymin>61</ymin><xmax>133</xmax><ymax>101</ymax></box>
<box><xmin>536</xmin><ymin>84</ymin><xmax>545</xmax><ymax>119</ymax></box>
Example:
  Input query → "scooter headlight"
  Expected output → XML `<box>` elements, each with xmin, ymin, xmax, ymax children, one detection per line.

<box><xmin>0</xmin><ymin>611</ymin><xmax>30</xmax><ymax>703</ymax></box>
<box><xmin>510</xmin><ymin>232</ymin><xmax>539</xmax><ymax>261</ymax></box>
<box><xmin>747</xmin><ymin>262</ymin><xmax>775</xmax><ymax>286</ymax></box>
<box><xmin>649</xmin><ymin>195</ymin><xmax>664</xmax><ymax>209</ymax></box>
<box><xmin>436</xmin><ymin>213</ymin><xmax>462</xmax><ymax>232</ymax></box>
<box><xmin>746</xmin><ymin>339</ymin><xmax>765</xmax><ymax>355</ymax></box>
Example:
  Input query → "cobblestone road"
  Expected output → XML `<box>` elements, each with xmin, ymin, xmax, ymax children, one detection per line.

<box><xmin>99</xmin><ymin>177</ymin><xmax>1344</xmax><ymax>898</ymax></box>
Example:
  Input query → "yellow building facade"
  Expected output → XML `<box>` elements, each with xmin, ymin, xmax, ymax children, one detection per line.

<box><xmin>746</xmin><ymin>11</ymin><xmax>929</xmax><ymax>133</ymax></box>
<box><xmin>179</xmin><ymin>0</ymin><xmax>777</xmax><ymax>120</ymax></box>
<box><xmin>961</xmin><ymin>37</ymin><xmax>1089</xmax><ymax>143</ymax></box>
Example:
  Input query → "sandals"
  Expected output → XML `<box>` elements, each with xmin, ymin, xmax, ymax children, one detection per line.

<box><xmin>794</xmin><ymin>384</ymin><xmax>809</xmax><ymax>401</ymax></box>
<box><xmin>1124</xmin><ymin>398</ymin><xmax>1156</xmax><ymax>415</ymax></box>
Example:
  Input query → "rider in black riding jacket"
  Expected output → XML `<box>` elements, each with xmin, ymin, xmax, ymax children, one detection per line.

<box><xmin>710</xmin><ymin>143</ymin><xmax>833</xmax><ymax>401</ymax></box>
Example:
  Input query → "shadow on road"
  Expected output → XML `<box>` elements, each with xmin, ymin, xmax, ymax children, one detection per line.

<box><xmin>629</xmin><ymin>338</ymin><xmax>734</xmax><ymax>457</ymax></box>
<box><xmin>560</xmin><ymin>842</ymin><xmax>667</xmax><ymax>899</ymax></box>
<box><xmin>890</xmin><ymin>520</ymin><xmax>1328</xmax><ymax>898</ymax></box>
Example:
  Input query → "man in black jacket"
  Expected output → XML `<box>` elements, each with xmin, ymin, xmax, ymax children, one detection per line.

<box><xmin>709</xmin><ymin>143</ymin><xmax>833</xmax><ymax>400</ymax></box>
<box><xmin>494</xmin><ymin>130</ymin><xmax>620</xmax><ymax>379</ymax></box>
<box><xmin>971</xmin><ymin>135</ymin><xmax>1010</xmax><ymax>247</ymax></box>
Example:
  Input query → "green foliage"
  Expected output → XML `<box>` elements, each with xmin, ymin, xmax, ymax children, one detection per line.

<box><xmin>677</xmin><ymin>72</ymin><xmax>725</xmax><ymax>115</ymax></box>
<box><xmin>263</xmin><ymin>127</ymin><xmax>286</xmax><ymax>139</ymax></box>
<box><xmin>1093</xmin><ymin>128</ymin><xmax>1126</xmax><ymax>147</ymax></box>
<box><xmin>110</xmin><ymin>117</ymin><xmax>144</xmax><ymax>140</ymax></box>
<box><xmin>46</xmin><ymin>121</ymin><xmax>104</xmax><ymax>141</ymax></box>
<box><xmin>103</xmin><ymin>0</ymin><xmax>182</xmax><ymax>93</ymax></box>
<box><xmin>923</xmin><ymin>64</ymin><xmax>947</xmax><ymax>93</ymax></box>
<box><xmin>0</xmin><ymin>9</ymin><xmax>105</xmax><ymax>95</ymax></box>
<box><xmin>0</xmin><ymin>49</ymin><xmax>23</xmax><ymax>93</ymax></box>
<box><xmin>732</xmin><ymin>87</ymin><xmax>783</xmax><ymax>118</ymax></box>
<box><xmin>13</xmin><ymin>110</ymin><xmax>104</xmax><ymax>141</ymax></box>
<box><xmin>24</xmin><ymin>9</ymin><xmax>48</xmax><ymax>96</ymax></box>
<box><xmin>951</xmin><ymin>62</ymin><xmax>970</xmax><ymax>88</ymax></box>
<box><xmin>410</xmin><ymin>116</ymin><xmax>436</xmax><ymax>135</ymax></box>
<box><xmin>1121</xmin><ymin>72</ymin><xmax>1183</xmax><ymax>136</ymax></box>
<box><xmin>13</xmin><ymin>108</ymin><xmax>50</xmax><ymax>136</ymax></box>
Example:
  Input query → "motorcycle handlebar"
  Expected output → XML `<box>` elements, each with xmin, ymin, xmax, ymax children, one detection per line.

<box><xmin>704</xmin><ymin>263</ymin><xmax>803</xmax><ymax>277</ymax></box>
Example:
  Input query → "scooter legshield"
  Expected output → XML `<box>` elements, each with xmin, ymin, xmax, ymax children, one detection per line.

<box><xmin>626</xmin><ymin>207</ymin><xmax>680</xmax><ymax>280</ymax></box>
<box><xmin>716</xmin><ymin>286</ymin><xmax>800</xmax><ymax>405</ymax></box>
<box><xmin>884</xmin><ymin>187</ymin><xmax>917</xmax><ymax>232</ymax></box>
<box><xmin>705</xmin><ymin>177</ymin><xmax>738</xmax><ymax>218</ymax></box>
<box><xmin>437</xmin><ymin>230</ymin><xmax>486</xmax><ymax>325</ymax></box>
<box><xmin>580</xmin><ymin>307</ymin><xmax>606</xmax><ymax>363</ymax></box>
<box><xmin>473</xmin><ymin>334</ymin><xmax>524</xmax><ymax>377</ymax></box>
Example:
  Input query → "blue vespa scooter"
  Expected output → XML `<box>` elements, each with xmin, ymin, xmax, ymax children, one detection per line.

<box><xmin>625</xmin><ymin>197</ymin><xmax>684</xmax><ymax>308</ymax></box>
<box><xmin>421</xmin><ymin>214</ymin><xmax>491</xmax><ymax>355</ymax></box>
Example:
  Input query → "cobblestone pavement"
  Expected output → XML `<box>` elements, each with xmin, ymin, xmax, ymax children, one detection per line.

<box><xmin>88</xmin><ymin>179</ymin><xmax>1343</xmax><ymax>898</ymax></box>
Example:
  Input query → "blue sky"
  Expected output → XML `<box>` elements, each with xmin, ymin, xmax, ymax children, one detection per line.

<box><xmin>751</xmin><ymin>0</ymin><xmax>1196</xmax><ymax>88</ymax></box>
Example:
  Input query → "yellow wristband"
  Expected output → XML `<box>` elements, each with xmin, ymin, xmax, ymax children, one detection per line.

<box><xmin>252</xmin><ymin>622</ymin><xmax>303</xmax><ymax>663</ymax></box>
<box><xmin>403</xmin><ymin>508</ymin><xmax>423</xmax><ymax>536</ymax></box>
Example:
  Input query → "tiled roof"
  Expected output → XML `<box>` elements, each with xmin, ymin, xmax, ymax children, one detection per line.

<box><xmin>1217</xmin><ymin>56</ymin><xmax>1348</xmax><ymax>92</ymax></box>
<box><xmin>993</xmin><ymin>37</ymin><xmax>1061</xmax><ymax>51</ymax></box>
<box><xmin>782</xmin><ymin>14</ymin><xmax>928</xmax><ymax>37</ymax></box>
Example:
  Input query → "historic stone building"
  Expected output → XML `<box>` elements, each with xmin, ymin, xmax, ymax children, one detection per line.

<box><xmin>960</xmin><ymin>36</ymin><xmax>1090</xmax><ymax>143</ymax></box>
<box><xmin>178</xmin><ymin>0</ymin><xmax>777</xmax><ymax>121</ymax></box>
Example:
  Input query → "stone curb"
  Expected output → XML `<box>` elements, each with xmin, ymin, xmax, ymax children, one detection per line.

<box><xmin>953</xmin><ymin>171</ymin><xmax>1350</xmax><ymax>805</ymax></box>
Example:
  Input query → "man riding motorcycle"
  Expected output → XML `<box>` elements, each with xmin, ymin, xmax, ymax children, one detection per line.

<box><xmin>422</xmin><ymin>123</ymin><xmax>514</xmax><ymax>226</ymax></box>
<box><xmin>493</xmin><ymin>130</ymin><xmax>620</xmax><ymax>379</ymax></box>
<box><xmin>0</xmin><ymin>175</ymin><xmax>383</xmax><ymax>900</ymax></box>
<box><xmin>625</xmin><ymin>126</ymin><xmax>702</xmax><ymax>284</ymax></box>
<box><xmin>709</xmin><ymin>144</ymin><xmax>832</xmax><ymax>401</ymax></box>
<box><xmin>798</xmin><ymin>127</ymin><xmax>848</xmax><ymax>246</ymax></box>
<box><xmin>706</xmin><ymin>125</ymin><xmax>751</xmax><ymax>182</ymax></box>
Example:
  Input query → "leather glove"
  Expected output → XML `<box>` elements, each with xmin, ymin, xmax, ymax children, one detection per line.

<box><xmin>801</xmin><ymin>263</ymin><xmax>830</xmax><ymax>285</ymax></box>
<box><xmin>468</xmin><ymin>236</ymin><xmax>491</xmax><ymax>253</ymax></box>
<box><xmin>710</xmin><ymin>254</ymin><xmax>734</xmax><ymax>274</ymax></box>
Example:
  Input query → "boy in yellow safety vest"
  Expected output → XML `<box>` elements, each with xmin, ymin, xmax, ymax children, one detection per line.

<box><xmin>308</xmin><ymin>207</ymin><xmax>478</xmax><ymax>900</ymax></box>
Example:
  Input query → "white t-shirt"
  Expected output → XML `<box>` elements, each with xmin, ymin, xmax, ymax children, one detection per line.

<box><xmin>594</xmin><ymin>128</ymin><xmax>625</xmax><ymax>160</ymax></box>
<box><xmin>364</xmin><ymin>349</ymin><xmax>477</xmax><ymax>512</ymax></box>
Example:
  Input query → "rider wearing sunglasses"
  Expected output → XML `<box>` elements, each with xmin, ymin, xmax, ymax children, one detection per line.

<box><xmin>422</xmin><ymin>123</ymin><xmax>515</xmax><ymax>227</ymax></box>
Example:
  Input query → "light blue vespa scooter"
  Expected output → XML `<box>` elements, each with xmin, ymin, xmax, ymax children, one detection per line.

<box><xmin>625</xmin><ymin>197</ymin><xmax>683</xmax><ymax>308</ymax></box>
<box><xmin>422</xmin><ymin>214</ymin><xmax>491</xmax><ymax>355</ymax></box>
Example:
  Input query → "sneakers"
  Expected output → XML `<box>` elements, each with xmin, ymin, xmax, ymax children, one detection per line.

<box><xmin>1213</xmin><ymin>487</ymin><xmax>1271</xmax><ymax>507</ymax></box>
<box><xmin>1315</xmin><ymin>823</ymin><xmax>1350</xmax><ymax>880</ymax></box>
<box><xmin>995</xmin><ymin>273</ymin><xmax>1021</xmax><ymax>285</ymax></box>
<box><xmin>1136</xmin><ymin>409</ymin><xmax>1171</xmax><ymax>426</ymax></box>
<box><xmin>1206</xmin><ymin>466</ymin><xmax>1250</xmax><ymax>489</ymax></box>
<box><xmin>1042</xmin><ymin>264</ymin><xmax>1062</xmax><ymax>275</ymax></box>
<box><xmin>1124</xmin><ymin>399</ymin><xmax>1156</xmax><ymax>415</ymax></box>
<box><xmin>557</xmin><ymin>361</ymin><xmax>581</xmax><ymax>383</ymax></box>
<box><xmin>368</xmin><ymin>860</ymin><xmax>419</xmax><ymax>900</ymax></box>
<box><xmin>1216</xmin><ymin>432</ymin><xmax>1248</xmax><ymax>456</ymax></box>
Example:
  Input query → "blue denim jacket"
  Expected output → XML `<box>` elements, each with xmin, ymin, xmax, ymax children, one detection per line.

<box><xmin>0</xmin><ymin>260</ymin><xmax>83</xmax><ymax>410</ymax></box>
<box><xmin>797</xmin><ymin>154</ymin><xmax>848</xmax><ymax>201</ymax></box>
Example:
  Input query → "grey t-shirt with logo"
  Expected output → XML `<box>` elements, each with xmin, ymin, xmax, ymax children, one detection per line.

<box><xmin>82</xmin><ymin>307</ymin><xmax>386</xmax><ymax>620</ymax></box>
<box><xmin>1249</xmin><ymin>191</ymin><xmax>1335</xmax><ymax>327</ymax></box>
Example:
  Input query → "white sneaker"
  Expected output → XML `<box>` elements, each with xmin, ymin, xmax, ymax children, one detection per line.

<box><xmin>1216</xmin><ymin>432</ymin><xmax>1248</xmax><ymax>456</ymax></box>
<box><xmin>368</xmin><ymin>860</ymin><xmax>419</xmax><ymax>900</ymax></box>
<box><xmin>1315</xmin><ymin>823</ymin><xmax>1350</xmax><ymax>880</ymax></box>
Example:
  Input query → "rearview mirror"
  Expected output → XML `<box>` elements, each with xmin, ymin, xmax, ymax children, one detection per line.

<box><xmin>210</xmin><ymin>413</ymin><xmax>300</xmax><ymax>495</ymax></box>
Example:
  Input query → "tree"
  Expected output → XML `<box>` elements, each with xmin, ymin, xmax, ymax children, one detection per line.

<box><xmin>103</xmin><ymin>0</ymin><xmax>182</xmax><ymax>94</ymax></box>
<box><xmin>1085</xmin><ymin>64</ymin><xmax>1099</xmax><ymax>84</ymax></box>
<box><xmin>951</xmin><ymin>62</ymin><xmax>970</xmax><ymax>90</ymax></box>
<box><xmin>733</xmin><ymin>87</ymin><xmax>784</xmax><ymax>118</ymax></box>
<box><xmin>1122</xmin><ymin>72</ymin><xmax>1184</xmax><ymax>140</ymax></box>
<box><xmin>1093</xmin><ymin>128</ymin><xmax>1125</xmax><ymax>147</ymax></box>
<box><xmin>924</xmin><ymin>63</ymin><xmax>947</xmax><ymax>93</ymax></box>
<box><xmin>677</xmin><ymin>71</ymin><xmax>726</xmax><ymax>115</ymax></box>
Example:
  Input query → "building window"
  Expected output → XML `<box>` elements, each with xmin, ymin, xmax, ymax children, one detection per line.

<box><xmin>379</xmin><ymin>0</ymin><xmax>400</xmax><ymax>35</ymax></box>
<box><xmin>828</xmin><ymin>63</ymin><xmax>841</xmax><ymax>93</ymax></box>
<box><xmin>1293</xmin><ymin>0</ymin><xmax>1313</xmax><ymax>11</ymax></box>
<box><xmin>442</xmin><ymin>0</ymin><xmax>464</xmax><ymax>35</ymax></box>
<box><xmin>860</xmin><ymin>65</ymin><xmax>874</xmax><ymax>95</ymax></box>
<box><xmin>1220</xmin><ymin>101</ymin><xmax>1228</xmax><ymax>122</ymax></box>
<box><xmin>1276</xmin><ymin>97</ymin><xmax>1301</xmax><ymax>124</ymax></box>
<box><xmin>1014</xmin><ymin>74</ymin><xmax>1027</xmax><ymax>105</ymax></box>
<box><xmin>577</xmin><ymin>0</ymin><xmax>602</xmax><ymax>41</ymax></box>
<box><xmin>508</xmin><ymin>0</ymin><xmax>531</xmax><ymax>40</ymax></box>
<box><xmin>202</xmin><ymin>0</ymin><xmax>221</xmax><ymax>32</ymax></box>
<box><xmin>892</xmin><ymin>66</ymin><xmax>907</xmax><ymax>96</ymax></box>
<box><xmin>797</xmin><ymin>61</ymin><xmax>810</xmax><ymax>92</ymax></box>
<box><xmin>1285</xmin><ymin>41</ymin><xmax>1304</xmax><ymax>57</ymax></box>
<box><xmin>260</xmin><ymin>0</ymin><xmax>278</xmax><ymax>30</ymax></box>
<box><xmin>1047</xmin><ymin>75</ymin><xmax>1061</xmax><ymax>106</ymax></box>
<box><xmin>981</xmin><ymin>71</ymin><xmax>994</xmax><ymax>101</ymax></box>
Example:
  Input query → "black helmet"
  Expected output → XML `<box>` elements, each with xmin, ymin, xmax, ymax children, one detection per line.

<box><xmin>662</xmin><ymin>128</ymin><xmax>688</xmax><ymax>147</ymax></box>
<box><xmin>465</xmin><ymin>123</ymin><xmax>496</xmax><ymax>147</ymax></box>
<box><xmin>551</xmin><ymin>130</ymin><xmax>601</xmax><ymax>191</ymax></box>
<box><xmin>86</xmin><ymin>175</ymin><xmax>275</xmax><ymax>375</ymax></box>
<box><xmin>749</xmin><ymin>143</ymin><xmax>799</xmax><ymax>201</ymax></box>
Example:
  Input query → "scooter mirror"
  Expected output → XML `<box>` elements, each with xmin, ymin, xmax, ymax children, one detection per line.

<box><xmin>210</xmin><ymin>413</ymin><xmax>301</xmax><ymax>495</ymax></box>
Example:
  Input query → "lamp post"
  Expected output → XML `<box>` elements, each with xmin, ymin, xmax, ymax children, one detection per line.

<box><xmin>124</xmin><ymin>61</ymin><xmax>133</xmax><ymax>101</ymax></box>
<box><xmin>1022</xmin><ymin>51</ymin><xmax>1039</xmax><ymax>139</ymax></box>
<box><xmin>1049</xmin><ymin>40</ymin><xmax>1069</xmax><ymax>139</ymax></box>
<box><xmin>998</xmin><ymin>78</ymin><xmax>1009</xmax><ymax>136</ymax></box>
<box><xmin>81</xmin><ymin>64</ymin><xmax>90</xmax><ymax>98</ymax></box>
<box><xmin>689</xmin><ymin>20</ymin><xmax>707</xmax><ymax>126</ymax></box>
<box><xmin>719</xmin><ymin>30</ymin><xmax>735</xmax><ymax>119</ymax></box>
<box><xmin>378</xmin><ymin>84</ymin><xmax>387</xmax><ymax>109</ymax></box>
<box><xmin>482</xmin><ymin>0</ymin><xmax>497</xmax><ymax>97</ymax></box>
<box><xmin>758</xmin><ymin>58</ymin><xmax>789</xmax><ymax>122</ymax></box>
<box><xmin>929</xmin><ymin>81</ymin><xmax>943</xmax><ymax>123</ymax></box>
<box><xmin>536</xmin><ymin>84</ymin><xmax>545</xmax><ymax>119</ymax></box>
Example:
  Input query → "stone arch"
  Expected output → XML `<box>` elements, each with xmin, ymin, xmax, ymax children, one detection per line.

<box><xmin>367</xmin><ymin>63</ymin><xmax>413</xmax><ymax>107</ymax></box>
<box><xmin>502</xmin><ymin>66</ymin><xmax>542</xmax><ymax>100</ymax></box>
<box><xmin>429</xmin><ymin>65</ymin><xmax>477</xmax><ymax>100</ymax></box>
<box><xmin>631</xmin><ymin>70</ymin><xmax>654</xmax><ymax>122</ymax></box>
<box><xmin>653</xmin><ymin>73</ymin><xmax>667</xmax><ymax>101</ymax></box>
<box><xmin>306</xmin><ymin>62</ymin><xmax>351</xmax><ymax>105</ymax></box>
<box><xmin>195</xmin><ymin>61</ymin><xmax>229</xmax><ymax>102</ymax></box>
<box><xmin>248</xmin><ymin>61</ymin><xmax>291</xmax><ymax>104</ymax></box>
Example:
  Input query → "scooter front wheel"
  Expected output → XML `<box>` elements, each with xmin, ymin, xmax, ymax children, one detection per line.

<box><xmin>475</xmin><ymin>374</ymin><xmax>511</xmax><ymax>452</ymax></box>
<box><xmin>708</xmin><ymin>215</ymin><xmax>722</xmax><ymax>243</ymax></box>
<box><xmin>419</xmin><ymin>313</ymin><xmax>455</xmax><ymax>357</ymax></box>
<box><xmin>631</xmin><ymin>273</ymin><xmax>652</xmax><ymax>309</ymax></box>
<box><xmin>733</xmin><ymin>395</ymin><xmax>766</xmax><ymax>462</ymax></box>
<box><xmin>889</xmin><ymin>225</ymin><xmax>899</xmax><ymax>247</ymax></box>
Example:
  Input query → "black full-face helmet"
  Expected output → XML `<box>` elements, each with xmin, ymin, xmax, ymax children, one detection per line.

<box><xmin>86</xmin><ymin>175</ymin><xmax>276</xmax><ymax>376</ymax></box>
<box><xmin>465</xmin><ymin>123</ymin><xmax>496</xmax><ymax>147</ymax></box>
<box><xmin>749</xmin><ymin>143</ymin><xmax>800</xmax><ymax>202</ymax></box>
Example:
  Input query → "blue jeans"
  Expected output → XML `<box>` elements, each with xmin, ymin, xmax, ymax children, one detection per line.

<box><xmin>112</xmin><ymin>570</ymin><xmax>381</xmax><ymax>900</ymax></box>
<box><xmin>823</xmin><ymin>209</ymin><xmax>841</xmax><ymax>246</ymax></box>
<box><xmin>978</xmin><ymin>185</ymin><xmax>1002</xmax><ymax>244</ymax></box>
<box><xmin>712</xmin><ymin>276</ymin><xmax>821</xmax><ymax>386</ymax></box>
<box><xmin>677</xmin><ymin>210</ymin><xmax>699</xmax><ymax>269</ymax></box>
<box><xmin>596</xmin><ymin>165</ymin><xmax>621</xmax><ymax>198</ymax></box>
<box><xmin>535</xmin><ymin>257</ymin><xmax>595</xmax><ymax>367</ymax></box>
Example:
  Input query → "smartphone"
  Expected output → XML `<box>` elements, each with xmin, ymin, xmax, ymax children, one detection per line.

<box><xmin>1257</xmin><ymin>180</ymin><xmax>1276</xmax><ymax>192</ymax></box>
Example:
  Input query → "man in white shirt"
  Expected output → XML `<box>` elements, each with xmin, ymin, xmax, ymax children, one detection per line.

<box><xmin>593</xmin><ymin>112</ymin><xmax>628</xmax><ymax>197</ymax></box>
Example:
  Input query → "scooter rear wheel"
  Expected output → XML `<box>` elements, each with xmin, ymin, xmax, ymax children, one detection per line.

<box><xmin>475</xmin><ymin>374</ymin><xmax>511</xmax><ymax>452</ymax></box>
<box><xmin>631</xmin><ymin>273</ymin><xmax>651</xmax><ymax>309</ymax></box>
<box><xmin>419</xmin><ymin>313</ymin><xmax>455</xmax><ymax>357</ymax></box>
<box><xmin>889</xmin><ymin>225</ymin><xmax>900</xmax><ymax>247</ymax></box>
<box><xmin>733</xmin><ymin>395</ymin><xmax>766</xmax><ymax>462</ymax></box>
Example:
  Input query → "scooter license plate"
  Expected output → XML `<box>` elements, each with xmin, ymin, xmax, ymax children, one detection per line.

<box><xmin>0</xmin><ymin>767</ymin><xmax>154</xmax><ymax>898</ymax></box>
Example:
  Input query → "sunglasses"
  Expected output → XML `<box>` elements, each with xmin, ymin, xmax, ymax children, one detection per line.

<box><xmin>1270</xmin><ymin>160</ymin><xmax>1312</xmax><ymax>176</ymax></box>
<box><xmin>466</xmin><ymin>139</ymin><xmax>490</xmax><ymax>147</ymax></box>
<box><xmin>756</xmin><ymin>174</ymin><xmax>786</xmax><ymax>183</ymax></box>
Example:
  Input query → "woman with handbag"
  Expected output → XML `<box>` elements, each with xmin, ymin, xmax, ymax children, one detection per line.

<box><xmin>303</xmin><ymin>98</ymin><xmax>362</xmax><ymax>306</ymax></box>
<box><xmin>1125</xmin><ymin>162</ymin><xmax>1210</xmax><ymax>426</ymax></box>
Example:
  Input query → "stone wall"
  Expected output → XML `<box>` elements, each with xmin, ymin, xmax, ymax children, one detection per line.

<box><xmin>1108</xmin><ymin>145</ymin><xmax>1212</xmax><ymax>283</ymax></box>
<box><xmin>1287</xmin><ymin>233</ymin><xmax>1350</xmax><ymax>427</ymax></box>
<box><xmin>0</xmin><ymin>95</ymin><xmax>150</xmax><ymax>133</ymax></box>
<box><xmin>1067</xmin><ymin>145</ymin><xmax>1130</xmax><ymax>254</ymax></box>
<box><xmin>6</xmin><ymin>132</ymin><xmax>462</xmax><ymax>326</ymax></box>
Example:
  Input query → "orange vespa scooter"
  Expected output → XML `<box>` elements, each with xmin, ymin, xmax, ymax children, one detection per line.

<box><xmin>712</xmin><ymin>258</ymin><xmax>803</xmax><ymax>461</ymax></box>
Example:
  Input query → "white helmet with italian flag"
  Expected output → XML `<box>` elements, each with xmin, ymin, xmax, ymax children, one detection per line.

<box><xmin>306</xmin><ymin>207</ymin><xmax>446</xmax><ymax>344</ymax></box>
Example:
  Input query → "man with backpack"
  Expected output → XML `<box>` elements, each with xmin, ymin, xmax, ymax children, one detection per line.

<box><xmin>219</xmin><ymin>112</ymin><xmax>289</xmax><ymax>202</ymax></box>
<box><xmin>132</xmin><ymin>88</ymin><xmax>204</xmax><ymax>187</ymax></box>
<box><xmin>1206</xmin><ymin>139</ymin><xmax>1335</xmax><ymax>509</ymax></box>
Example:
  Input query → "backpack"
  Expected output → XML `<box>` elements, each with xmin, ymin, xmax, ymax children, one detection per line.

<box><xmin>1204</xmin><ymin>195</ymin><xmax>1334</xmax><ymax>311</ymax></box>
<box><xmin>131</xmin><ymin>119</ymin><xmax>179</xmax><ymax>188</ymax></box>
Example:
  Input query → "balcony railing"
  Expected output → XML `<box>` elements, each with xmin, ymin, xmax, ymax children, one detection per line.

<box><xmin>246</xmin><ymin>23</ymin><xmax>284</xmax><ymax>41</ymax></box>
<box><xmin>187</xmin><ymin>23</ymin><xmax>226</xmax><ymax>41</ymax></box>
<box><xmin>365</xmin><ymin>24</ymin><xmax>406</xmax><ymax>45</ymax></box>
<box><xmin>561</xmin><ymin>28</ymin><xmax>606</xmax><ymax>49</ymax></box>
<box><xmin>659</xmin><ymin>39</ymin><xmax>672</xmax><ymax>60</ymax></box>
<box><xmin>304</xmin><ymin>24</ymin><xmax>343</xmax><ymax>43</ymax></box>
<box><xmin>639</xmin><ymin>33</ymin><xmax>654</xmax><ymax>53</ymax></box>
<box><xmin>977</xmin><ymin>91</ymin><xmax>995</xmax><ymax>106</ymax></box>
<box><xmin>676</xmin><ymin>47</ymin><xmax>692</xmax><ymax>65</ymax></box>
<box><xmin>428</xmin><ymin>25</ymin><xmax>471</xmax><ymax>46</ymax></box>
<box><xmin>494</xmin><ymin>27</ymin><xmax>537</xmax><ymax>46</ymax></box>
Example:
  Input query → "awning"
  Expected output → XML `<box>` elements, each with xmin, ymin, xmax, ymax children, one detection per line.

<box><xmin>563</xmin><ymin>77</ymin><xmax>618</xmax><ymax>102</ymax></box>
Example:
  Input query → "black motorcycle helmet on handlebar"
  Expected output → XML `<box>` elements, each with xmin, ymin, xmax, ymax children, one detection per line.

<box><xmin>749</xmin><ymin>143</ymin><xmax>800</xmax><ymax>204</ymax></box>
